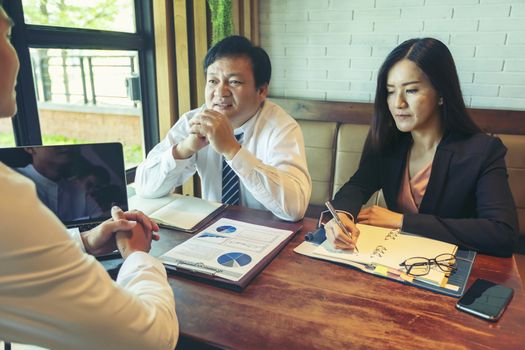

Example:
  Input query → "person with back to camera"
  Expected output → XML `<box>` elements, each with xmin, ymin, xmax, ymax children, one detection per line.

<box><xmin>324</xmin><ymin>37</ymin><xmax>518</xmax><ymax>257</ymax></box>
<box><xmin>0</xmin><ymin>6</ymin><xmax>178</xmax><ymax>349</ymax></box>
<box><xmin>135</xmin><ymin>35</ymin><xmax>311</xmax><ymax>222</ymax></box>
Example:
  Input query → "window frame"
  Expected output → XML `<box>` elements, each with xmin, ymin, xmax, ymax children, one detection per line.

<box><xmin>3</xmin><ymin>0</ymin><xmax>158</xmax><ymax>181</ymax></box>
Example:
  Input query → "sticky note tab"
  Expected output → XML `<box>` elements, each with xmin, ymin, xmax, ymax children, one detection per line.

<box><xmin>400</xmin><ymin>273</ymin><xmax>414</xmax><ymax>283</ymax></box>
<box><xmin>374</xmin><ymin>265</ymin><xmax>388</xmax><ymax>276</ymax></box>
<box><xmin>444</xmin><ymin>284</ymin><xmax>460</xmax><ymax>291</ymax></box>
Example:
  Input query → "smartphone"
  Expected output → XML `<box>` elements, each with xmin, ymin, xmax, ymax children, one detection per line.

<box><xmin>456</xmin><ymin>278</ymin><xmax>514</xmax><ymax>321</ymax></box>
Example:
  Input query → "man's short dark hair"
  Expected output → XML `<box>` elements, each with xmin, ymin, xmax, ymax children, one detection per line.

<box><xmin>204</xmin><ymin>35</ymin><xmax>271</xmax><ymax>89</ymax></box>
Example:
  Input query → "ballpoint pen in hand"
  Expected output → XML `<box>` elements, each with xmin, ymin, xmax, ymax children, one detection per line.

<box><xmin>325</xmin><ymin>201</ymin><xmax>359</xmax><ymax>252</ymax></box>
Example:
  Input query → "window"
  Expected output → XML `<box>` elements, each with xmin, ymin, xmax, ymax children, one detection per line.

<box><xmin>21</xmin><ymin>0</ymin><xmax>136</xmax><ymax>32</ymax></box>
<box><xmin>0</xmin><ymin>118</ymin><xmax>15</xmax><ymax>147</ymax></box>
<box><xmin>4</xmin><ymin>0</ymin><xmax>158</xmax><ymax>173</ymax></box>
<box><xmin>30</xmin><ymin>48</ymin><xmax>144</xmax><ymax>167</ymax></box>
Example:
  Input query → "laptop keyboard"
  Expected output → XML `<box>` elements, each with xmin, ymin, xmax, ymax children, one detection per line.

<box><xmin>76</xmin><ymin>222</ymin><xmax>102</xmax><ymax>232</ymax></box>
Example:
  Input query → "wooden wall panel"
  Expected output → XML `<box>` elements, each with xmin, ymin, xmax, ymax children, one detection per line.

<box><xmin>242</xmin><ymin>0</ymin><xmax>251</xmax><ymax>39</ymax></box>
<box><xmin>231</xmin><ymin>0</ymin><xmax>259</xmax><ymax>44</ymax></box>
<box><xmin>231</xmin><ymin>0</ymin><xmax>240</xmax><ymax>35</ymax></box>
<box><xmin>192</xmin><ymin>0</ymin><xmax>208</xmax><ymax>107</ymax></box>
<box><xmin>153</xmin><ymin>0</ymin><xmax>177</xmax><ymax>139</ymax></box>
<box><xmin>250</xmin><ymin>0</ymin><xmax>259</xmax><ymax>46</ymax></box>
<box><xmin>174</xmin><ymin>0</ymin><xmax>192</xmax><ymax>116</ymax></box>
<box><xmin>270</xmin><ymin>97</ymin><xmax>525</xmax><ymax>135</ymax></box>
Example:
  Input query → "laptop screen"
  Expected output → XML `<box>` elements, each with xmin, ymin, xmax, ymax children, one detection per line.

<box><xmin>0</xmin><ymin>142</ymin><xmax>128</xmax><ymax>227</ymax></box>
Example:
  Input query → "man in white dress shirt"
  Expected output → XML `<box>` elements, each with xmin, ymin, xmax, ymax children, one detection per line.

<box><xmin>135</xmin><ymin>35</ymin><xmax>311</xmax><ymax>221</ymax></box>
<box><xmin>0</xmin><ymin>6</ymin><xmax>177</xmax><ymax>349</ymax></box>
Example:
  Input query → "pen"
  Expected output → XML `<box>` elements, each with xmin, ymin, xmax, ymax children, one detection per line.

<box><xmin>325</xmin><ymin>201</ymin><xmax>359</xmax><ymax>252</ymax></box>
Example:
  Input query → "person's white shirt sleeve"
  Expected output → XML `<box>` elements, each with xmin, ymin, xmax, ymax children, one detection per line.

<box><xmin>135</xmin><ymin>110</ymin><xmax>198</xmax><ymax>198</ymax></box>
<box><xmin>230</xmin><ymin>104</ymin><xmax>311</xmax><ymax>221</ymax></box>
<box><xmin>0</xmin><ymin>165</ymin><xmax>178</xmax><ymax>350</ymax></box>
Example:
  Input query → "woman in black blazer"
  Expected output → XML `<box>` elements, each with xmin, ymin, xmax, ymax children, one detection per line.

<box><xmin>326</xmin><ymin>38</ymin><xmax>518</xmax><ymax>257</ymax></box>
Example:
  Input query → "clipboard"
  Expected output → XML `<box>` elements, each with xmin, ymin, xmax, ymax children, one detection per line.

<box><xmin>296</xmin><ymin>227</ymin><xmax>476</xmax><ymax>297</ymax></box>
<box><xmin>413</xmin><ymin>249</ymin><xmax>476</xmax><ymax>297</ymax></box>
<box><xmin>161</xmin><ymin>219</ymin><xmax>303</xmax><ymax>291</ymax></box>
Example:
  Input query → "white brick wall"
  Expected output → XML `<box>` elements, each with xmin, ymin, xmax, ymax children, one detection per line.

<box><xmin>260</xmin><ymin>0</ymin><xmax>525</xmax><ymax>110</ymax></box>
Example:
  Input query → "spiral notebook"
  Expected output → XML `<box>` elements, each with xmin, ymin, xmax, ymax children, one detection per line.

<box><xmin>128</xmin><ymin>193</ymin><xmax>225</xmax><ymax>233</ymax></box>
<box><xmin>294</xmin><ymin>224</ymin><xmax>475</xmax><ymax>296</ymax></box>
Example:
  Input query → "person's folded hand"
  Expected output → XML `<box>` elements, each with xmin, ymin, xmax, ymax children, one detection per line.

<box><xmin>111</xmin><ymin>206</ymin><xmax>156</xmax><ymax>259</ymax></box>
<box><xmin>81</xmin><ymin>210</ymin><xmax>137</xmax><ymax>256</ymax></box>
<box><xmin>81</xmin><ymin>207</ymin><xmax>160</xmax><ymax>256</ymax></box>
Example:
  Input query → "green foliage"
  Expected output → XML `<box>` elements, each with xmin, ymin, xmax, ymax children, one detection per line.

<box><xmin>0</xmin><ymin>132</ymin><xmax>16</xmax><ymax>148</ymax></box>
<box><xmin>52</xmin><ymin>135</ymin><xmax>141</xmax><ymax>167</ymax></box>
<box><xmin>22</xmin><ymin>0</ymin><xmax>121</xmax><ymax>30</ymax></box>
<box><xmin>42</xmin><ymin>133</ymin><xmax>80</xmax><ymax>144</ymax></box>
<box><xmin>0</xmin><ymin>132</ymin><xmax>142</xmax><ymax>168</ymax></box>
<box><xmin>208</xmin><ymin>0</ymin><xmax>234</xmax><ymax>45</ymax></box>
<box><xmin>41</xmin><ymin>134</ymin><xmax>143</xmax><ymax>168</ymax></box>
<box><xmin>122</xmin><ymin>144</ymin><xmax>142</xmax><ymax>168</ymax></box>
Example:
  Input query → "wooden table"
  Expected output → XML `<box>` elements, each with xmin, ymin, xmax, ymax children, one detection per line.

<box><xmin>151</xmin><ymin>206</ymin><xmax>525</xmax><ymax>350</ymax></box>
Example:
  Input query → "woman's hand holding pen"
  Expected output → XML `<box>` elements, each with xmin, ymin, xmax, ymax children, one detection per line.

<box><xmin>325</xmin><ymin>213</ymin><xmax>360</xmax><ymax>250</ymax></box>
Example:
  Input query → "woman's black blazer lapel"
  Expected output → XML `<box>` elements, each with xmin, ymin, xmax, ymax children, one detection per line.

<box><xmin>383</xmin><ymin>134</ymin><xmax>411</xmax><ymax>210</ymax></box>
<box><xmin>418</xmin><ymin>132</ymin><xmax>457</xmax><ymax>214</ymax></box>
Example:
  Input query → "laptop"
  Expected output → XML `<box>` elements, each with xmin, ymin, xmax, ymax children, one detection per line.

<box><xmin>0</xmin><ymin>142</ymin><xmax>129</xmax><ymax>232</ymax></box>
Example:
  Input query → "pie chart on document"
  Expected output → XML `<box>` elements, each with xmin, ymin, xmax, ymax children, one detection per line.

<box><xmin>217</xmin><ymin>252</ymin><xmax>252</xmax><ymax>267</ymax></box>
<box><xmin>216</xmin><ymin>225</ymin><xmax>237</xmax><ymax>233</ymax></box>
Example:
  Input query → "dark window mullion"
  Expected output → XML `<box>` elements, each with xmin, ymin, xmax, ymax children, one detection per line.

<box><xmin>6</xmin><ymin>0</ymin><xmax>42</xmax><ymax>146</ymax></box>
<box><xmin>135</xmin><ymin>0</ymin><xmax>158</xmax><ymax>153</ymax></box>
<box><xmin>123</xmin><ymin>0</ymin><xmax>159</xmax><ymax>182</ymax></box>
<box><xmin>25</xmin><ymin>26</ymin><xmax>145</xmax><ymax>50</ymax></box>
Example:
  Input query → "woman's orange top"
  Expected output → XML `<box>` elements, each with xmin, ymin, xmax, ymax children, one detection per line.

<box><xmin>397</xmin><ymin>158</ymin><xmax>432</xmax><ymax>214</ymax></box>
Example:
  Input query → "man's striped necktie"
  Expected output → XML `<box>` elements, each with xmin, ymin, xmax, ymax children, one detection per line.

<box><xmin>221</xmin><ymin>133</ymin><xmax>243</xmax><ymax>205</ymax></box>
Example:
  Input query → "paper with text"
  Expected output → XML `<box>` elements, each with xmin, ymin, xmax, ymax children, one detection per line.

<box><xmin>313</xmin><ymin>223</ymin><xmax>458</xmax><ymax>285</ymax></box>
<box><xmin>160</xmin><ymin>218</ymin><xmax>294</xmax><ymax>281</ymax></box>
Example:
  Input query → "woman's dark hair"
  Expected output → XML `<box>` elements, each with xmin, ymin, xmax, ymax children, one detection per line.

<box><xmin>371</xmin><ymin>37</ymin><xmax>481</xmax><ymax>151</ymax></box>
<box><xmin>204</xmin><ymin>35</ymin><xmax>271</xmax><ymax>89</ymax></box>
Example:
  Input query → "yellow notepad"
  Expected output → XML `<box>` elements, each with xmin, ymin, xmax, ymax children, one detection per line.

<box><xmin>312</xmin><ymin>223</ymin><xmax>458</xmax><ymax>286</ymax></box>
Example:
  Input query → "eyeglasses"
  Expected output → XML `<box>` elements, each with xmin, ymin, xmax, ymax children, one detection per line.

<box><xmin>399</xmin><ymin>253</ymin><xmax>457</xmax><ymax>276</ymax></box>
